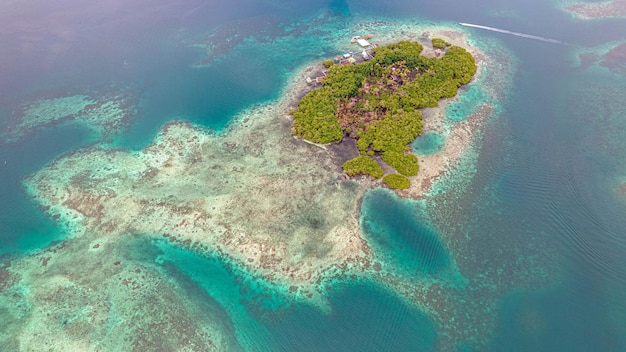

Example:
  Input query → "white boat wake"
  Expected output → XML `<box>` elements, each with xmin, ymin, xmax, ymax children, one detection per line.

<box><xmin>459</xmin><ymin>22</ymin><xmax>566</xmax><ymax>45</ymax></box>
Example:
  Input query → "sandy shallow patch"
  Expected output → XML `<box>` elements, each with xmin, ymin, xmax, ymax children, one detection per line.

<box><xmin>2</xmin><ymin>89</ymin><xmax>138</xmax><ymax>144</ymax></box>
<box><xmin>24</xmin><ymin>86</ymin><xmax>371</xmax><ymax>297</ymax></box>
<box><xmin>0</xmin><ymin>237</ymin><xmax>240</xmax><ymax>351</ymax></box>
<box><xmin>562</xmin><ymin>0</ymin><xmax>626</xmax><ymax>20</ymax></box>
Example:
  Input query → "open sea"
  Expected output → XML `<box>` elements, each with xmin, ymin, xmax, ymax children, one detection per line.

<box><xmin>1</xmin><ymin>0</ymin><xmax>626</xmax><ymax>350</ymax></box>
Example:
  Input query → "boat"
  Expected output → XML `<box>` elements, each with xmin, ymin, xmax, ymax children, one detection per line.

<box><xmin>352</xmin><ymin>35</ymin><xmax>372</xmax><ymax>43</ymax></box>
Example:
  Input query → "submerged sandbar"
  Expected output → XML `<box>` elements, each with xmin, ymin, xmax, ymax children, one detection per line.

<box><xmin>562</xmin><ymin>0</ymin><xmax>626</xmax><ymax>20</ymax></box>
<box><xmin>2</xmin><ymin>88</ymin><xmax>138</xmax><ymax>145</ymax></box>
<box><xmin>573</xmin><ymin>41</ymin><xmax>626</xmax><ymax>74</ymax></box>
<box><xmin>25</xmin><ymin>116</ymin><xmax>369</xmax><ymax>294</ymax></box>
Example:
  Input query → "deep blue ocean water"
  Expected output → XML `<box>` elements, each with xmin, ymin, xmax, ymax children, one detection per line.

<box><xmin>2</xmin><ymin>0</ymin><xmax>626</xmax><ymax>350</ymax></box>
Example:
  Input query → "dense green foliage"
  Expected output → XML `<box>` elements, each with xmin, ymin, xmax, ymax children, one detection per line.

<box><xmin>322</xmin><ymin>64</ymin><xmax>365</xmax><ymax>98</ymax></box>
<box><xmin>292</xmin><ymin>40</ymin><xmax>476</xmax><ymax>183</ymax></box>
<box><xmin>291</xmin><ymin>89</ymin><xmax>343</xmax><ymax>143</ymax></box>
<box><xmin>368</xmin><ymin>41</ymin><xmax>427</xmax><ymax>69</ymax></box>
<box><xmin>431</xmin><ymin>38</ymin><xmax>451</xmax><ymax>49</ymax></box>
<box><xmin>342</xmin><ymin>155</ymin><xmax>384</xmax><ymax>179</ymax></box>
<box><xmin>438</xmin><ymin>46</ymin><xmax>476</xmax><ymax>85</ymax></box>
<box><xmin>382</xmin><ymin>174</ymin><xmax>411</xmax><ymax>189</ymax></box>
<box><xmin>382</xmin><ymin>151</ymin><xmax>419</xmax><ymax>176</ymax></box>
<box><xmin>357</xmin><ymin>110</ymin><xmax>424</xmax><ymax>154</ymax></box>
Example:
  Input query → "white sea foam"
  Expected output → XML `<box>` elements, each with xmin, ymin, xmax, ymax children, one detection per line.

<box><xmin>460</xmin><ymin>22</ymin><xmax>566</xmax><ymax>45</ymax></box>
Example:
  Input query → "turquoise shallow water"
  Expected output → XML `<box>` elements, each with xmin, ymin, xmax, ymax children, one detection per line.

<box><xmin>267</xmin><ymin>280</ymin><xmax>437</xmax><ymax>351</ymax></box>
<box><xmin>1</xmin><ymin>0</ymin><xmax>626</xmax><ymax>350</ymax></box>
<box><xmin>360</xmin><ymin>188</ymin><xmax>450</xmax><ymax>275</ymax></box>
<box><xmin>446</xmin><ymin>84</ymin><xmax>487</xmax><ymax>122</ymax></box>
<box><xmin>0</xmin><ymin>125</ymin><xmax>96</xmax><ymax>254</ymax></box>
<box><xmin>144</xmin><ymin>237</ymin><xmax>437</xmax><ymax>351</ymax></box>
<box><xmin>412</xmin><ymin>132</ymin><xmax>444</xmax><ymax>155</ymax></box>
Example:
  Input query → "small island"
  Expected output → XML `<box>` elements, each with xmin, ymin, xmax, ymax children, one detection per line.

<box><xmin>291</xmin><ymin>39</ymin><xmax>476</xmax><ymax>189</ymax></box>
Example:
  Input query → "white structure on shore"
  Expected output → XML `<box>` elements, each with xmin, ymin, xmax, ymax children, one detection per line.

<box><xmin>356</xmin><ymin>38</ymin><xmax>371</xmax><ymax>47</ymax></box>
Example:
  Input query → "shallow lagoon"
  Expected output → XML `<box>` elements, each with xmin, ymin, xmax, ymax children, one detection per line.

<box><xmin>412</xmin><ymin>132</ymin><xmax>445</xmax><ymax>156</ymax></box>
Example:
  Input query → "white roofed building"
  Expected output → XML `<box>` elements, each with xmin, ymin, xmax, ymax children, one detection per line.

<box><xmin>356</xmin><ymin>38</ymin><xmax>371</xmax><ymax>48</ymax></box>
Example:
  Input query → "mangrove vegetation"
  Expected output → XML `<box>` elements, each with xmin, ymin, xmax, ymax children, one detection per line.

<box><xmin>431</xmin><ymin>37</ymin><xmax>451</xmax><ymax>49</ymax></box>
<box><xmin>382</xmin><ymin>174</ymin><xmax>411</xmax><ymax>189</ymax></box>
<box><xmin>291</xmin><ymin>40</ymin><xmax>476</xmax><ymax>189</ymax></box>
<box><xmin>342</xmin><ymin>155</ymin><xmax>384</xmax><ymax>179</ymax></box>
